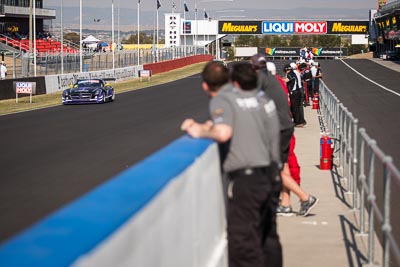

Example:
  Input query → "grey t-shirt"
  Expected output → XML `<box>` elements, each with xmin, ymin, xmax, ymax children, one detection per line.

<box><xmin>210</xmin><ymin>83</ymin><xmax>281</xmax><ymax>173</ymax></box>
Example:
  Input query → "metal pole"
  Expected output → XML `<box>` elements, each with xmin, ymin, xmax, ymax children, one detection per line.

<box><xmin>112</xmin><ymin>0</ymin><xmax>115</xmax><ymax>71</ymax></box>
<box><xmin>367</xmin><ymin>139</ymin><xmax>377</xmax><ymax>266</ymax></box>
<box><xmin>61</xmin><ymin>0</ymin><xmax>64</xmax><ymax>74</ymax></box>
<box><xmin>195</xmin><ymin>5</ymin><xmax>197</xmax><ymax>55</ymax></box>
<box><xmin>117</xmin><ymin>0</ymin><xmax>120</xmax><ymax>50</ymax></box>
<box><xmin>216</xmin><ymin>36</ymin><xmax>220</xmax><ymax>60</ymax></box>
<box><xmin>153</xmin><ymin>14</ymin><xmax>156</xmax><ymax>63</ymax></box>
<box><xmin>359</xmin><ymin>129</ymin><xmax>366</xmax><ymax>234</ymax></box>
<box><xmin>352</xmin><ymin>119</ymin><xmax>359</xmax><ymax>210</ymax></box>
<box><xmin>382</xmin><ymin>156</ymin><xmax>393</xmax><ymax>267</ymax></box>
<box><xmin>29</xmin><ymin>0</ymin><xmax>33</xmax><ymax>77</ymax></box>
<box><xmin>33</xmin><ymin>1</ymin><xmax>36</xmax><ymax>76</ymax></box>
<box><xmin>184</xmin><ymin>2</ymin><xmax>186</xmax><ymax>57</ymax></box>
<box><xmin>137</xmin><ymin>0</ymin><xmax>140</xmax><ymax>65</ymax></box>
<box><xmin>157</xmin><ymin>7</ymin><xmax>159</xmax><ymax>62</ymax></box>
<box><xmin>13</xmin><ymin>52</ymin><xmax>16</xmax><ymax>78</ymax></box>
<box><xmin>203</xmin><ymin>9</ymin><xmax>206</xmax><ymax>54</ymax></box>
<box><xmin>80</xmin><ymin>0</ymin><xmax>83</xmax><ymax>72</ymax></box>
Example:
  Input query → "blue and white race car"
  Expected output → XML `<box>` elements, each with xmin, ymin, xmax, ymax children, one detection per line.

<box><xmin>62</xmin><ymin>78</ymin><xmax>116</xmax><ymax>104</ymax></box>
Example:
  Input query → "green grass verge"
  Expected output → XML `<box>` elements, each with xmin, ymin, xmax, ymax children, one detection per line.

<box><xmin>0</xmin><ymin>62</ymin><xmax>208</xmax><ymax>116</ymax></box>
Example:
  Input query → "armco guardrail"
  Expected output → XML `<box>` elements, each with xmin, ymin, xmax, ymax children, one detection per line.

<box><xmin>319</xmin><ymin>80</ymin><xmax>400</xmax><ymax>267</ymax></box>
<box><xmin>0</xmin><ymin>136</ymin><xmax>227</xmax><ymax>267</ymax></box>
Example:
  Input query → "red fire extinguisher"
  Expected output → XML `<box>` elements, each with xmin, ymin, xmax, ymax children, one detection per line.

<box><xmin>312</xmin><ymin>94</ymin><xmax>319</xmax><ymax>110</ymax></box>
<box><xmin>320</xmin><ymin>134</ymin><xmax>333</xmax><ymax>170</ymax></box>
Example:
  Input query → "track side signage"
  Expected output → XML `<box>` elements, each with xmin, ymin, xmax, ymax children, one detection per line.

<box><xmin>219</xmin><ymin>21</ymin><xmax>261</xmax><ymax>34</ymax></box>
<box><xmin>295</xmin><ymin>22</ymin><xmax>327</xmax><ymax>34</ymax></box>
<box><xmin>327</xmin><ymin>21</ymin><xmax>369</xmax><ymax>34</ymax></box>
<box><xmin>14</xmin><ymin>81</ymin><xmax>36</xmax><ymax>104</ymax></box>
<box><xmin>263</xmin><ymin>22</ymin><xmax>294</xmax><ymax>34</ymax></box>
<box><xmin>261</xmin><ymin>47</ymin><xmax>348</xmax><ymax>57</ymax></box>
<box><xmin>220</xmin><ymin>20</ymin><xmax>368</xmax><ymax>35</ymax></box>
<box><xmin>262</xmin><ymin>21</ymin><xmax>326</xmax><ymax>34</ymax></box>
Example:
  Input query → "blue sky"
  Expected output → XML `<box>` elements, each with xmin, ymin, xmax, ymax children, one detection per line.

<box><xmin>45</xmin><ymin>0</ymin><xmax>382</xmax><ymax>29</ymax></box>
<box><xmin>46</xmin><ymin>0</ymin><xmax>380</xmax><ymax>11</ymax></box>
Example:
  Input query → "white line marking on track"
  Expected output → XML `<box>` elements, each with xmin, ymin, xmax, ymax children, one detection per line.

<box><xmin>339</xmin><ymin>59</ymin><xmax>400</xmax><ymax>97</ymax></box>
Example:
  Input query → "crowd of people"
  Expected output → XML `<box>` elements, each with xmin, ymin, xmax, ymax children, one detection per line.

<box><xmin>180</xmin><ymin>55</ymin><xmax>321</xmax><ymax>267</ymax></box>
<box><xmin>2</xmin><ymin>30</ymin><xmax>52</xmax><ymax>41</ymax></box>
<box><xmin>282</xmin><ymin>59</ymin><xmax>322</xmax><ymax>127</ymax></box>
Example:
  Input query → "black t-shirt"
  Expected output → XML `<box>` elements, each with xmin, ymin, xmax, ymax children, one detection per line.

<box><xmin>302</xmin><ymin>69</ymin><xmax>312</xmax><ymax>82</ymax></box>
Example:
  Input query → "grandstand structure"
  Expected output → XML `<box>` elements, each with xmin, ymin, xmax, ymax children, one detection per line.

<box><xmin>0</xmin><ymin>0</ymin><xmax>77</xmax><ymax>54</ymax></box>
<box><xmin>372</xmin><ymin>0</ymin><xmax>400</xmax><ymax>58</ymax></box>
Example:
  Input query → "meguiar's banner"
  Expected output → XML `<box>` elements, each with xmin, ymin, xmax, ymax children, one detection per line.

<box><xmin>327</xmin><ymin>21</ymin><xmax>369</xmax><ymax>34</ymax></box>
<box><xmin>218</xmin><ymin>21</ymin><xmax>262</xmax><ymax>34</ymax></box>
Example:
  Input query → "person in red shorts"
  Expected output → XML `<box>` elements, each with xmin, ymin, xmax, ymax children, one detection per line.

<box><xmin>266</xmin><ymin>62</ymin><xmax>301</xmax><ymax>185</ymax></box>
<box><xmin>288</xmin><ymin>134</ymin><xmax>301</xmax><ymax>185</ymax></box>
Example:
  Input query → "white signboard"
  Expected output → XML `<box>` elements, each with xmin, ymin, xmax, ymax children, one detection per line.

<box><xmin>165</xmin><ymin>13</ymin><xmax>181</xmax><ymax>47</ymax></box>
<box><xmin>234</xmin><ymin>47</ymin><xmax>258</xmax><ymax>57</ymax></box>
<box><xmin>351</xmin><ymin>35</ymin><xmax>368</xmax><ymax>45</ymax></box>
<box><xmin>14</xmin><ymin>81</ymin><xmax>36</xmax><ymax>103</ymax></box>
<box><xmin>139</xmin><ymin>70</ymin><xmax>152</xmax><ymax>82</ymax></box>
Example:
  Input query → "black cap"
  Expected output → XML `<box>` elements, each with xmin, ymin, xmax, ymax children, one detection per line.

<box><xmin>250</xmin><ymin>54</ymin><xmax>267</xmax><ymax>70</ymax></box>
<box><xmin>283</xmin><ymin>64</ymin><xmax>292</xmax><ymax>71</ymax></box>
<box><xmin>298</xmin><ymin>63</ymin><xmax>307</xmax><ymax>70</ymax></box>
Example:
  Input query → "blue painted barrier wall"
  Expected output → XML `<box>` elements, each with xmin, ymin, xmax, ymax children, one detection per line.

<box><xmin>0</xmin><ymin>136</ymin><xmax>227</xmax><ymax>267</ymax></box>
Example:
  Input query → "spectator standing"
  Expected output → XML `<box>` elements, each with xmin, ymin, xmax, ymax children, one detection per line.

<box><xmin>311</xmin><ymin>62</ymin><xmax>323</xmax><ymax>95</ymax></box>
<box><xmin>181</xmin><ymin>61</ymin><xmax>283</xmax><ymax>267</ymax></box>
<box><xmin>300</xmin><ymin>48</ymin><xmax>306</xmax><ymax>60</ymax></box>
<box><xmin>266</xmin><ymin>61</ymin><xmax>300</xmax><ymax>185</ymax></box>
<box><xmin>307</xmin><ymin>48</ymin><xmax>314</xmax><ymax>61</ymax></box>
<box><xmin>291</xmin><ymin>62</ymin><xmax>307</xmax><ymax>122</ymax></box>
<box><xmin>301</xmin><ymin>62</ymin><xmax>313</xmax><ymax>106</ymax></box>
<box><xmin>283</xmin><ymin>64</ymin><xmax>306</xmax><ymax>127</ymax></box>
<box><xmin>1</xmin><ymin>62</ymin><xmax>7</xmax><ymax>80</ymax></box>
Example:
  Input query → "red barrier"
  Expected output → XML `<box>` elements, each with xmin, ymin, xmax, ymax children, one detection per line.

<box><xmin>143</xmin><ymin>55</ymin><xmax>214</xmax><ymax>75</ymax></box>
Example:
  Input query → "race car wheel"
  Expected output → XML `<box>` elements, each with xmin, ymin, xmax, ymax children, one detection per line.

<box><xmin>111</xmin><ymin>92</ymin><xmax>115</xmax><ymax>101</ymax></box>
<box><xmin>101</xmin><ymin>92</ymin><xmax>106</xmax><ymax>103</ymax></box>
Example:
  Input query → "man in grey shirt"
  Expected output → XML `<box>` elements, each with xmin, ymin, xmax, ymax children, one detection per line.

<box><xmin>181</xmin><ymin>61</ymin><xmax>282</xmax><ymax>267</ymax></box>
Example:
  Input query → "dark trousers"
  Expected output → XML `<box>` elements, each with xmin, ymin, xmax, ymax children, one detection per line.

<box><xmin>289</xmin><ymin>90</ymin><xmax>306</xmax><ymax>125</ymax></box>
<box><xmin>227</xmin><ymin>165</ymin><xmax>282</xmax><ymax>267</ymax></box>
<box><xmin>312</xmin><ymin>78</ymin><xmax>320</xmax><ymax>95</ymax></box>
<box><xmin>306</xmin><ymin>81</ymin><xmax>313</xmax><ymax>99</ymax></box>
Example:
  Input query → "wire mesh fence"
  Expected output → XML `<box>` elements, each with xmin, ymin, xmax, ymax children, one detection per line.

<box><xmin>5</xmin><ymin>45</ymin><xmax>205</xmax><ymax>79</ymax></box>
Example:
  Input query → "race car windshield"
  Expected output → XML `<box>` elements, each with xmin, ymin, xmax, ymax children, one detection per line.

<box><xmin>77</xmin><ymin>80</ymin><xmax>102</xmax><ymax>88</ymax></box>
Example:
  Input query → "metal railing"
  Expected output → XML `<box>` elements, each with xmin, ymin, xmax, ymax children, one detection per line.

<box><xmin>319</xmin><ymin>80</ymin><xmax>400</xmax><ymax>267</ymax></box>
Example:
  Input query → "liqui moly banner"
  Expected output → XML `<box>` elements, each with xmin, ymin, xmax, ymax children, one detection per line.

<box><xmin>294</xmin><ymin>21</ymin><xmax>327</xmax><ymax>34</ymax></box>
<box><xmin>262</xmin><ymin>21</ymin><xmax>327</xmax><ymax>34</ymax></box>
